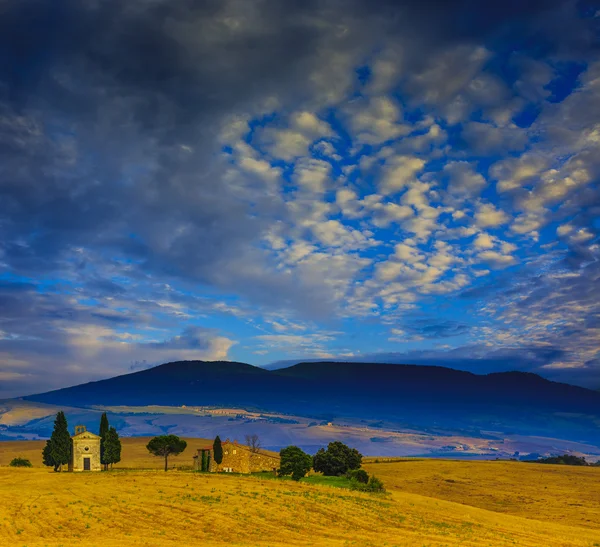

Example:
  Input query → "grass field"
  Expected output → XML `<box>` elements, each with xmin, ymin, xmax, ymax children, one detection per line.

<box><xmin>363</xmin><ymin>459</ymin><xmax>600</xmax><ymax>530</ymax></box>
<box><xmin>1</xmin><ymin>438</ymin><xmax>600</xmax><ymax>546</ymax></box>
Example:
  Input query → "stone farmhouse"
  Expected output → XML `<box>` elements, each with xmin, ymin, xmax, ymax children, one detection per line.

<box><xmin>193</xmin><ymin>439</ymin><xmax>280</xmax><ymax>474</ymax></box>
<box><xmin>69</xmin><ymin>425</ymin><xmax>101</xmax><ymax>472</ymax></box>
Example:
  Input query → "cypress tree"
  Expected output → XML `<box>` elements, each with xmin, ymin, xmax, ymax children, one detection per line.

<box><xmin>42</xmin><ymin>439</ymin><xmax>54</xmax><ymax>468</ymax></box>
<box><xmin>213</xmin><ymin>436</ymin><xmax>223</xmax><ymax>470</ymax></box>
<box><xmin>103</xmin><ymin>427</ymin><xmax>121</xmax><ymax>469</ymax></box>
<box><xmin>49</xmin><ymin>411</ymin><xmax>71</xmax><ymax>472</ymax></box>
<box><xmin>99</xmin><ymin>412</ymin><xmax>110</xmax><ymax>471</ymax></box>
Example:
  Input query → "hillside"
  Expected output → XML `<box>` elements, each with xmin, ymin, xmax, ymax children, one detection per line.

<box><xmin>1</xmin><ymin>460</ymin><xmax>599</xmax><ymax>546</ymax></box>
<box><xmin>22</xmin><ymin>360</ymin><xmax>600</xmax><ymax>444</ymax></box>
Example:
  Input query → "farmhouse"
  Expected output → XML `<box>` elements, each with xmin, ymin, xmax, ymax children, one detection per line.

<box><xmin>193</xmin><ymin>439</ymin><xmax>279</xmax><ymax>474</ymax></box>
<box><xmin>69</xmin><ymin>425</ymin><xmax>101</xmax><ymax>472</ymax></box>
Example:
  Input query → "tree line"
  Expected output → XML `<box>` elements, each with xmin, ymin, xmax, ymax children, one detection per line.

<box><xmin>35</xmin><ymin>419</ymin><xmax>384</xmax><ymax>490</ymax></box>
<box><xmin>279</xmin><ymin>441</ymin><xmax>385</xmax><ymax>492</ymax></box>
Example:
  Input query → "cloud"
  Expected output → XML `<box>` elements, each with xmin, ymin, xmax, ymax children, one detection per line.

<box><xmin>342</xmin><ymin>96</ymin><xmax>410</xmax><ymax>144</ymax></box>
<box><xmin>444</xmin><ymin>161</ymin><xmax>487</xmax><ymax>199</ymax></box>
<box><xmin>379</xmin><ymin>155</ymin><xmax>426</xmax><ymax>194</ymax></box>
<box><xmin>474</xmin><ymin>202</ymin><xmax>510</xmax><ymax>228</ymax></box>
<box><xmin>1</xmin><ymin>0</ymin><xmax>599</xmax><ymax>394</ymax></box>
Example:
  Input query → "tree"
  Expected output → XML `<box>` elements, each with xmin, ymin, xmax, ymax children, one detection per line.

<box><xmin>313</xmin><ymin>441</ymin><xmax>362</xmax><ymax>476</ymax></box>
<box><xmin>279</xmin><ymin>445</ymin><xmax>312</xmax><ymax>481</ymax></box>
<box><xmin>213</xmin><ymin>436</ymin><xmax>223</xmax><ymax>469</ymax></box>
<box><xmin>103</xmin><ymin>427</ymin><xmax>122</xmax><ymax>469</ymax></box>
<box><xmin>245</xmin><ymin>434</ymin><xmax>261</xmax><ymax>453</ymax></box>
<box><xmin>42</xmin><ymin>440</ymin><xmax>54</xmax><ymax>468</ymax></box>
<box><xmin>146</xmin><ymin>435</ymin><xmax>187</xmax><ymax>471</ymax></box>
<box><xmin>41</xmin><ymin>411</ymin><xmax>71</xmax><ymax>472</ymax></box>
<box><xmin>99</xmin><ymin>412</ymin><xmax>110</xmax><ymax>471</ymax></box>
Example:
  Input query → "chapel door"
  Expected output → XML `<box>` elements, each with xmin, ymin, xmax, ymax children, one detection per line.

<box><xmin>83</xmin><ymin>457</ymin><xmax>91</xmax><ymax>471</ymax></box>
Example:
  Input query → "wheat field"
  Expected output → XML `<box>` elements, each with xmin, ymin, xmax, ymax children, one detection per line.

<box><xmin>1</xmin><ymin>439</ymin><xmax>599</xmax><ymax>546</ymax></box>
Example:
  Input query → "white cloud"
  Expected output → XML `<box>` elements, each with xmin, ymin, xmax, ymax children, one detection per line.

<box><xmin>444</xmin><ymin>161</ymin><xmax>487</xmax><ymax>199</ymax></box>
<box><xmin>491</xmin><ymin>153</ymin><xmax>549</xmax><ymax>192</ymax></box>
<box><xmin>258</xmin><ymin>111</ymin><xmax>333</xmax><ymax>160</ymax></box>
<box><xmin>292</xmin><ymin>158</ymin><xmax>332</xmax><ymax>193</ymax></box>
<box><xmin>474</xmin><ymin>202</ymin><xmax>509</xmax><ymax>228</ymax></box>
<box><xmin>473</xmin><ymin>232</ymin><xmax>495</xmax><ymax>249</ymax></box>
<box><xmin>380</xmin><ymin>155</ymin><xmax>426</xmax><ymax>194</ymax></box>
<box><xmin>462</xmin><ymin>121</ymin><xmax>527</xmax><ymax>154</ymax></box>
<box><xmin>478</xmin><ymin>250</ymin><xmax>516</xmax><ymax>268</ymax></box>
<box><xmin>343</xmin><ymin>96</ymin><xmax>410</xmax><ymax>145</ymax></box>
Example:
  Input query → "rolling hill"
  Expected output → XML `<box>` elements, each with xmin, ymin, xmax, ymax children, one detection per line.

<box><xmin>21</xmin><ymin>360</ymin><xmax>600</xmax><ymax>445</ymax></box>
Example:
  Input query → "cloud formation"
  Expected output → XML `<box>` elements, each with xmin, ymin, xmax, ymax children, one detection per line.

<box><xmin>0</xmin><ymin>0</ymin><xmax>599</xmax><ymax>396</ymax></box>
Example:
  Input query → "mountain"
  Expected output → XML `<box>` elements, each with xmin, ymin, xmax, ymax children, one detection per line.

<box><xmin>24</xmin><ymin>360</ymin><xmax>600</xmax><ymax>444</ymax></box>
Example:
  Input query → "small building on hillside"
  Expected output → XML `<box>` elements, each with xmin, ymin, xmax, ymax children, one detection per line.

<box><xmin>193</xmin><ymin>439</ymin><xmax>279</xmax><ymax>474</ymax></box>
<box><xmin>69</xmin><ymin>425</ymin><xmax>101</xmax><ymax>472</ymax></box>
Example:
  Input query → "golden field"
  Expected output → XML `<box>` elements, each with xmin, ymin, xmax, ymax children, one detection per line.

<box><xmin>0</xmin><ymin>439</ymin><xmax>599</xmax><ymax>546</ymax></box>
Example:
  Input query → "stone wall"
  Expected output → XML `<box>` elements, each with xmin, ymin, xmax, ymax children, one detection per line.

<box><xmin>71</xmin><ymin>432</ymin><xmax>101</xmax><ymax>472</ymax></box>
<box><xmin>194</xmin><ymin>441</ymin><xmax>279</xmax><ymax>474</ymax></box>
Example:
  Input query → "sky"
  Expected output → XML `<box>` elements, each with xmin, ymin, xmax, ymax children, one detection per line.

<box><xmin>0</xmin><ymin>0</ymin><xmax>599</xmax><ymax>398</ymax></box>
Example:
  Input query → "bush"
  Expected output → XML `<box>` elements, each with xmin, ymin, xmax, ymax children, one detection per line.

<box><xmin>350</xmin><ymin>474</ymin><xmax>386</xmax><ymax>493</ymax></box>
<box><xmin>366</xmin><ymin>475</ymin><xmax>386</xmax><ymax>492</ymax></box>
<box><xmin>346</xmin><ymin>468</ymin><xmax>369</xmax><ymax>484</ymax></box>
<box><xmin>313</xmin><ymin>441</ymin><xmax>362</xmax><ymax>476</ymax></box>
<box><xmin>530</xmin><ymin>454</ymin><xmax>588</xmax><ymax>466</ymax></box>
<box><xmin>9</xmin><ymin>457</ymin><xmax>32</xmax><ymax>468</ymax></box>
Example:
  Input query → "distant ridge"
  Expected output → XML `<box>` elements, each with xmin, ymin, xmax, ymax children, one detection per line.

<box><xmin>24</xmin><ymin>360</ymin><xmax>600</xmax><ymax>444</ymax></box>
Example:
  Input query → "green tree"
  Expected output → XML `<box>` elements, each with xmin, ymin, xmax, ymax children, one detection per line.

<box><xmin>200</xmin><ymin>450</ymin><xmax>211</xmax><ymax>472</ymax></box>
<box><xmin>42</xmin><ymin>440</ymin><xmax>53</xmax><ymax>468</ymax></box>
<box><xmin>42</xmin><ymin>411</ymin><xmax>71</xmax><ymax>472</ymax></box>
<box><xmin>213</xmin><ymin>436</ymin><xmax>223</xmax><ymax>470</ymax></box>
<box><xmin>279</xmin><ymin>445</ymin><xmax>312</xmax><ymax>481</ymax></box>
<box><xmin>313</xmin><ymin>441</ymin><xmax>362</xmax><ymax>476</ymax></box>
<box><xmin>146</xmin><ymin>435</ymin><xmax>187</xmax><ymax>471</ymax></box>
<box><xmin>103</xmin><ymin>427</ymin><xmax>122</xmax><ymax>469</ymax></box>
<box><xmin>99</xmin><ymin>412</ymin><xmax>110</xmax><ymax>471</ymax></box>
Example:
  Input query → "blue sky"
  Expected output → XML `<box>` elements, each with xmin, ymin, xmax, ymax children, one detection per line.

<box><xmin>0</xmin><ymin>0</ymin><xmax>599</xmax><ymax>397</ymax></box>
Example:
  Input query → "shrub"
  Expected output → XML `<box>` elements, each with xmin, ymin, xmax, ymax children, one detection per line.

<box><xmin>313</xmin><ymin>441</ymin><xmax>362</xmax><ymax>476</ymax></box>
<box><xmin>346</xmin><ymin>468</ymin><xmax>369</xmax><ymax>484</ymax></box>
<box><xmin>366</xmin><ymin>475</ymin><xmax>386</xmax><ymax>492</ymax></box>
<box><xmin>350</xmin><ymin>474</ymin><xmax>386</xmax><ymax>493</ymax></box>
<box><xmin>9</xmin><ymin>457</ymin><xmax>32</xmax><ymax>468</ymax></box>
<box><xmin>530</xmin><ymin>454</ymin><xmax>588</xmax><ymax>466</ymax></box>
